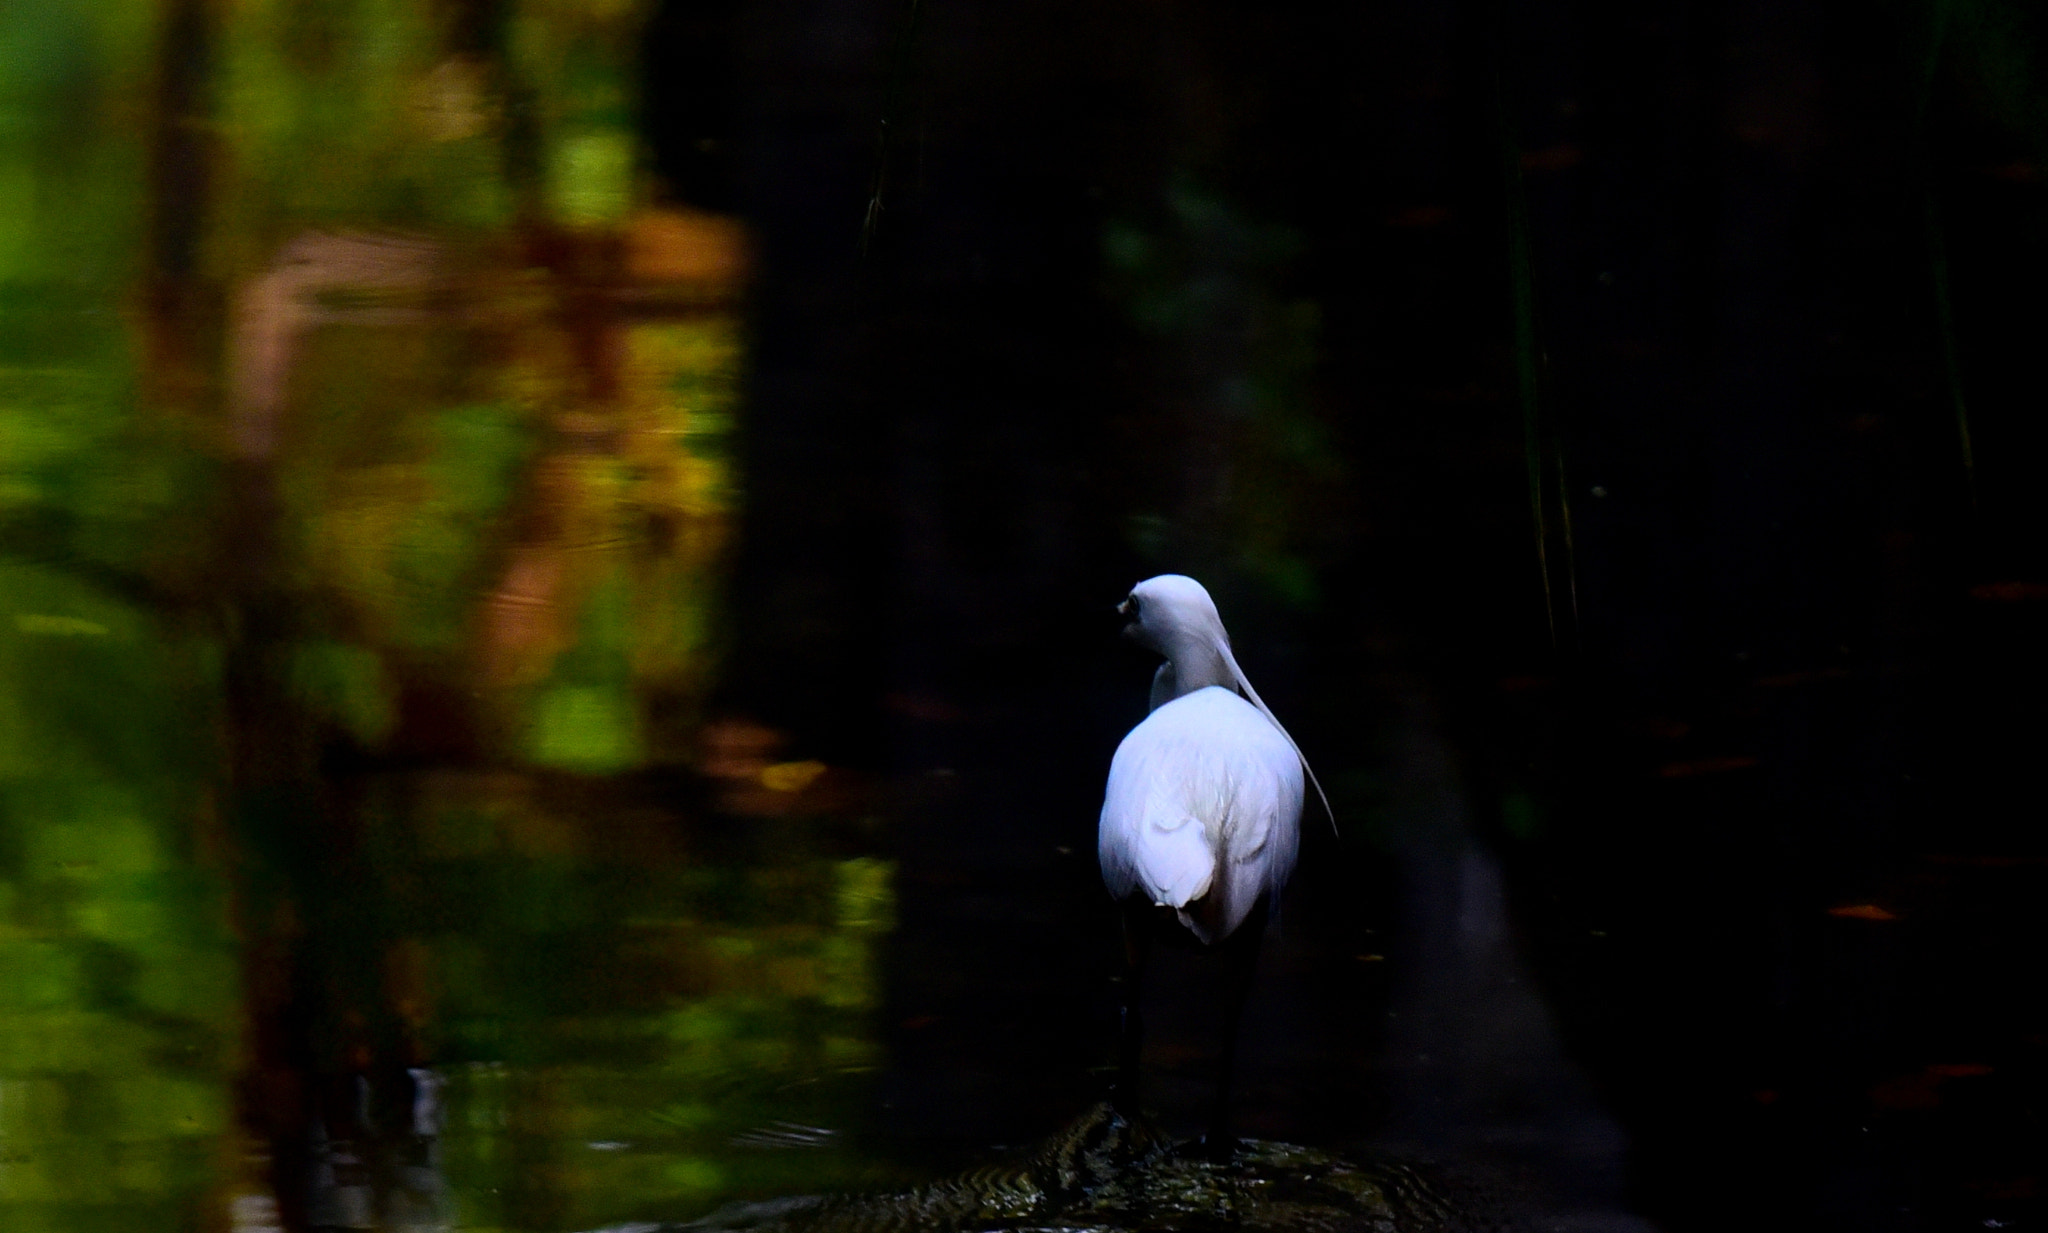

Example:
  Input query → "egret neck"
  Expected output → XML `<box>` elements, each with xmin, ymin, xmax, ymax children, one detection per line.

<box><xmin>1121</xmin><ymin>575</ymin><xmax>1335</xmax><ymax>833</ymax></box>
<box><xmin>1149</xmin><ymin>628</ymin><xmax>1235</xmax><ymax>709</ymax></box>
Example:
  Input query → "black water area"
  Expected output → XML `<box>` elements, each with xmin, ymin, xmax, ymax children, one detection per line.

<box><xmin>654</xmin><ymin>0</ymin><xmax>2048</xmax><ymax>1229</ymax></box>
<box><xmin>4</xmin><ymin>2</ymin><xmax>2047</xmax><ymax>1233</ymax></box>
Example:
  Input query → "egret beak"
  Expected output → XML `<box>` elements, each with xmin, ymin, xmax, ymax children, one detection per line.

<box><xmin>1115</xmin><ymin>596</ymin><xmax>1148</xmax><ymax>645</ymax></box>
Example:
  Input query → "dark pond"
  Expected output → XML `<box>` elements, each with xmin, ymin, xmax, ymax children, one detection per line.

<box><xmin>3</xmin><ymin>2</ymin><xmax>2047</xmax><ymax>1232</ymax></box>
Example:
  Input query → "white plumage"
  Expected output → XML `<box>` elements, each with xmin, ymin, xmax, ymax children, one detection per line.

<box><xmin>1099</xmin><ymin>685</ymin><xmax>1302</xmax><ymax>943</ymax></box>
<box><xmin>1097</xmin><ymin>574</ymin><xmax>1324</xmax><ymax>945</ymax></box>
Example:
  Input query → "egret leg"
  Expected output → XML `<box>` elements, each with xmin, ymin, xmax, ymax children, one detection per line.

<box><xmin>1204</xmin><ymin>893</ymin><xmax>1270</xmax><ymax>1158</ymax></box>
<box><xmin>1113</xmin><ymin>896</ymin><xmax>1153</xmax><ymax>1116</ymax></box>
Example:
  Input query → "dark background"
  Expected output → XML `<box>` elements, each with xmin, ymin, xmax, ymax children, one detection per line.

<box><xmin>643</xmin><ymin>0</ymin><xmax>2048</xmax><ymax>1230</ymax></box>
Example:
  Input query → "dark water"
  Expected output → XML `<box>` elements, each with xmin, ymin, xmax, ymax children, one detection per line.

<box><xmin>6</xmin><ymin>2</ymin><xmax>2048</xmax><ymax>1232</ymax></box>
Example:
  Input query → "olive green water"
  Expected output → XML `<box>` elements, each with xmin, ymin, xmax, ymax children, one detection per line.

<box><xmin>0</xmin><ymin>4</ymin><xmax>915</xmax><ymax>1230</ymax></box>
<box><xmin>0</xmin><ymin>748</ymin><xmax>903</xmax><ymax>1233</ymax></box>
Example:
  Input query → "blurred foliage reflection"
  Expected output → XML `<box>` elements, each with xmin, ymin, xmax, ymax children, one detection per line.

<box><xmin>0</xmin><ymin>0</ymin><xmax>889</xmax><ymax>1230</ymax></box>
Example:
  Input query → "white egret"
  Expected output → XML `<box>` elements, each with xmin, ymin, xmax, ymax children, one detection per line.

<box><xmin>1098</xmin><ymin>574</ymin><xmax>1329</xmax><ymax>1153</ymax></box>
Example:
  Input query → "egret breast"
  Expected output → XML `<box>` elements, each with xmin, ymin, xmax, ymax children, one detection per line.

<box><xmin>1098</xmin><ymin>685</ymin><xmax>1305</xmax><ymax>943</ymax></box>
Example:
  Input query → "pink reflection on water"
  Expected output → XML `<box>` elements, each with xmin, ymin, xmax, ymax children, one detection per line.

<box><xmin>230</xmin><ymin>231</ymin><xmax>444</xmax><ymax>459</ymax></box>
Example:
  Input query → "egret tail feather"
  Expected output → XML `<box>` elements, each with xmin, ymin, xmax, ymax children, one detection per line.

<box><xmin>1216</xmin><ymin>638</ymin><xmax>1338</xmax><ymax>838</ymax></box>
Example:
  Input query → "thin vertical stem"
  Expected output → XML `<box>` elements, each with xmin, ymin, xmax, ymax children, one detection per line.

<box><xmin>1555</xmin><ymin>440</ymin><xmax>1580</xmax><ymax>640</ymax></box>
<box><xmin>1911</xmin><ymin>0</ymin><xmax>1977</xmax><ymax>500</ymax></box>
<box><xmin>1925</xmin><ymin>190</ymin><xmax>1977</xmax><ymax>500</ymax></box>
<box><xmin>863</xmin><ymin>0</ymin><xmax>926</xmax><ymax>254</ymax></box>
<box><xmin>1495</xmin><ymin>54</ymin><xmax>1557</xmax><ymax>647</ymax></box>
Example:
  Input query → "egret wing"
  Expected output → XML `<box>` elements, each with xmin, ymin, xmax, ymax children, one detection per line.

<box><xmin>1099</xmin><ymin>687</ymin><xmax>1304</xmax><ymax>942</ymax></box>
<box><xmin>1100</xmin><ymin>719</ymin><xmax>1215</xmax><ymax>909</ymax></box>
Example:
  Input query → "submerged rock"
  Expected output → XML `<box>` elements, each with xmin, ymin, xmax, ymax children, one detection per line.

<box><xmin>611</xmin><ymin>1103</ymin><xmax>1518</xmax><ymax>1233</ymax></box>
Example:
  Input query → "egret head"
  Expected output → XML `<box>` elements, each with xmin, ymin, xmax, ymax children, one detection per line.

<box><xmin>1113</xmin><ymin>573</ymin><xmax>1338</xmax><ymax>835</ymax></box>
<box><xmin>1117</xmin><ymin>574</ymin><xmax>1227</xmax><ymax>655</ymax></box>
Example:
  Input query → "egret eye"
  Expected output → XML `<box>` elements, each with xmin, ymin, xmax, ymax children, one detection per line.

<box><xmin>1127</xmin><ymin>595</ymin><xmax>1142</xmax><ymax>618</ymax></box>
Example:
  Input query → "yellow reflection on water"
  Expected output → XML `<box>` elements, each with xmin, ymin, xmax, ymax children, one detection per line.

<box><xmin>1</xmin><ymin>1</ymin><xmax>888</xmax><ymax>1230</ymax></box>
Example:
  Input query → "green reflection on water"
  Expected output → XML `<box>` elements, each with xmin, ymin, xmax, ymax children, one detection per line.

<box><xmin>221</xmin><ymin>0</ymin><xmax>514</xmax><ymax>237</ymax></box>
<box><xmin>363</xmin><ymin>779</ymin><xmax>898</xmax><ymax>1230</ymax></box>
<box><xmin>0</xmin><ymin>566</ymin><xmax>236</xmax><ymax>1232</ymax></box>
<box><xmin>0</xmin><ymin>0</ymin><xmax>851</xmax><ymax>1226</ymax></box>
<box><xmin>2</xmin><ymin>3</ymin><xmax>241</xmax><ymax>1224</ymax></box>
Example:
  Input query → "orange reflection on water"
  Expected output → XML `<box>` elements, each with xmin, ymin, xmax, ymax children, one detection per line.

<box><xmin>227</xmin><ymin>209</ymin><xmax>747</xmax><ymax>771</ymax></box>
